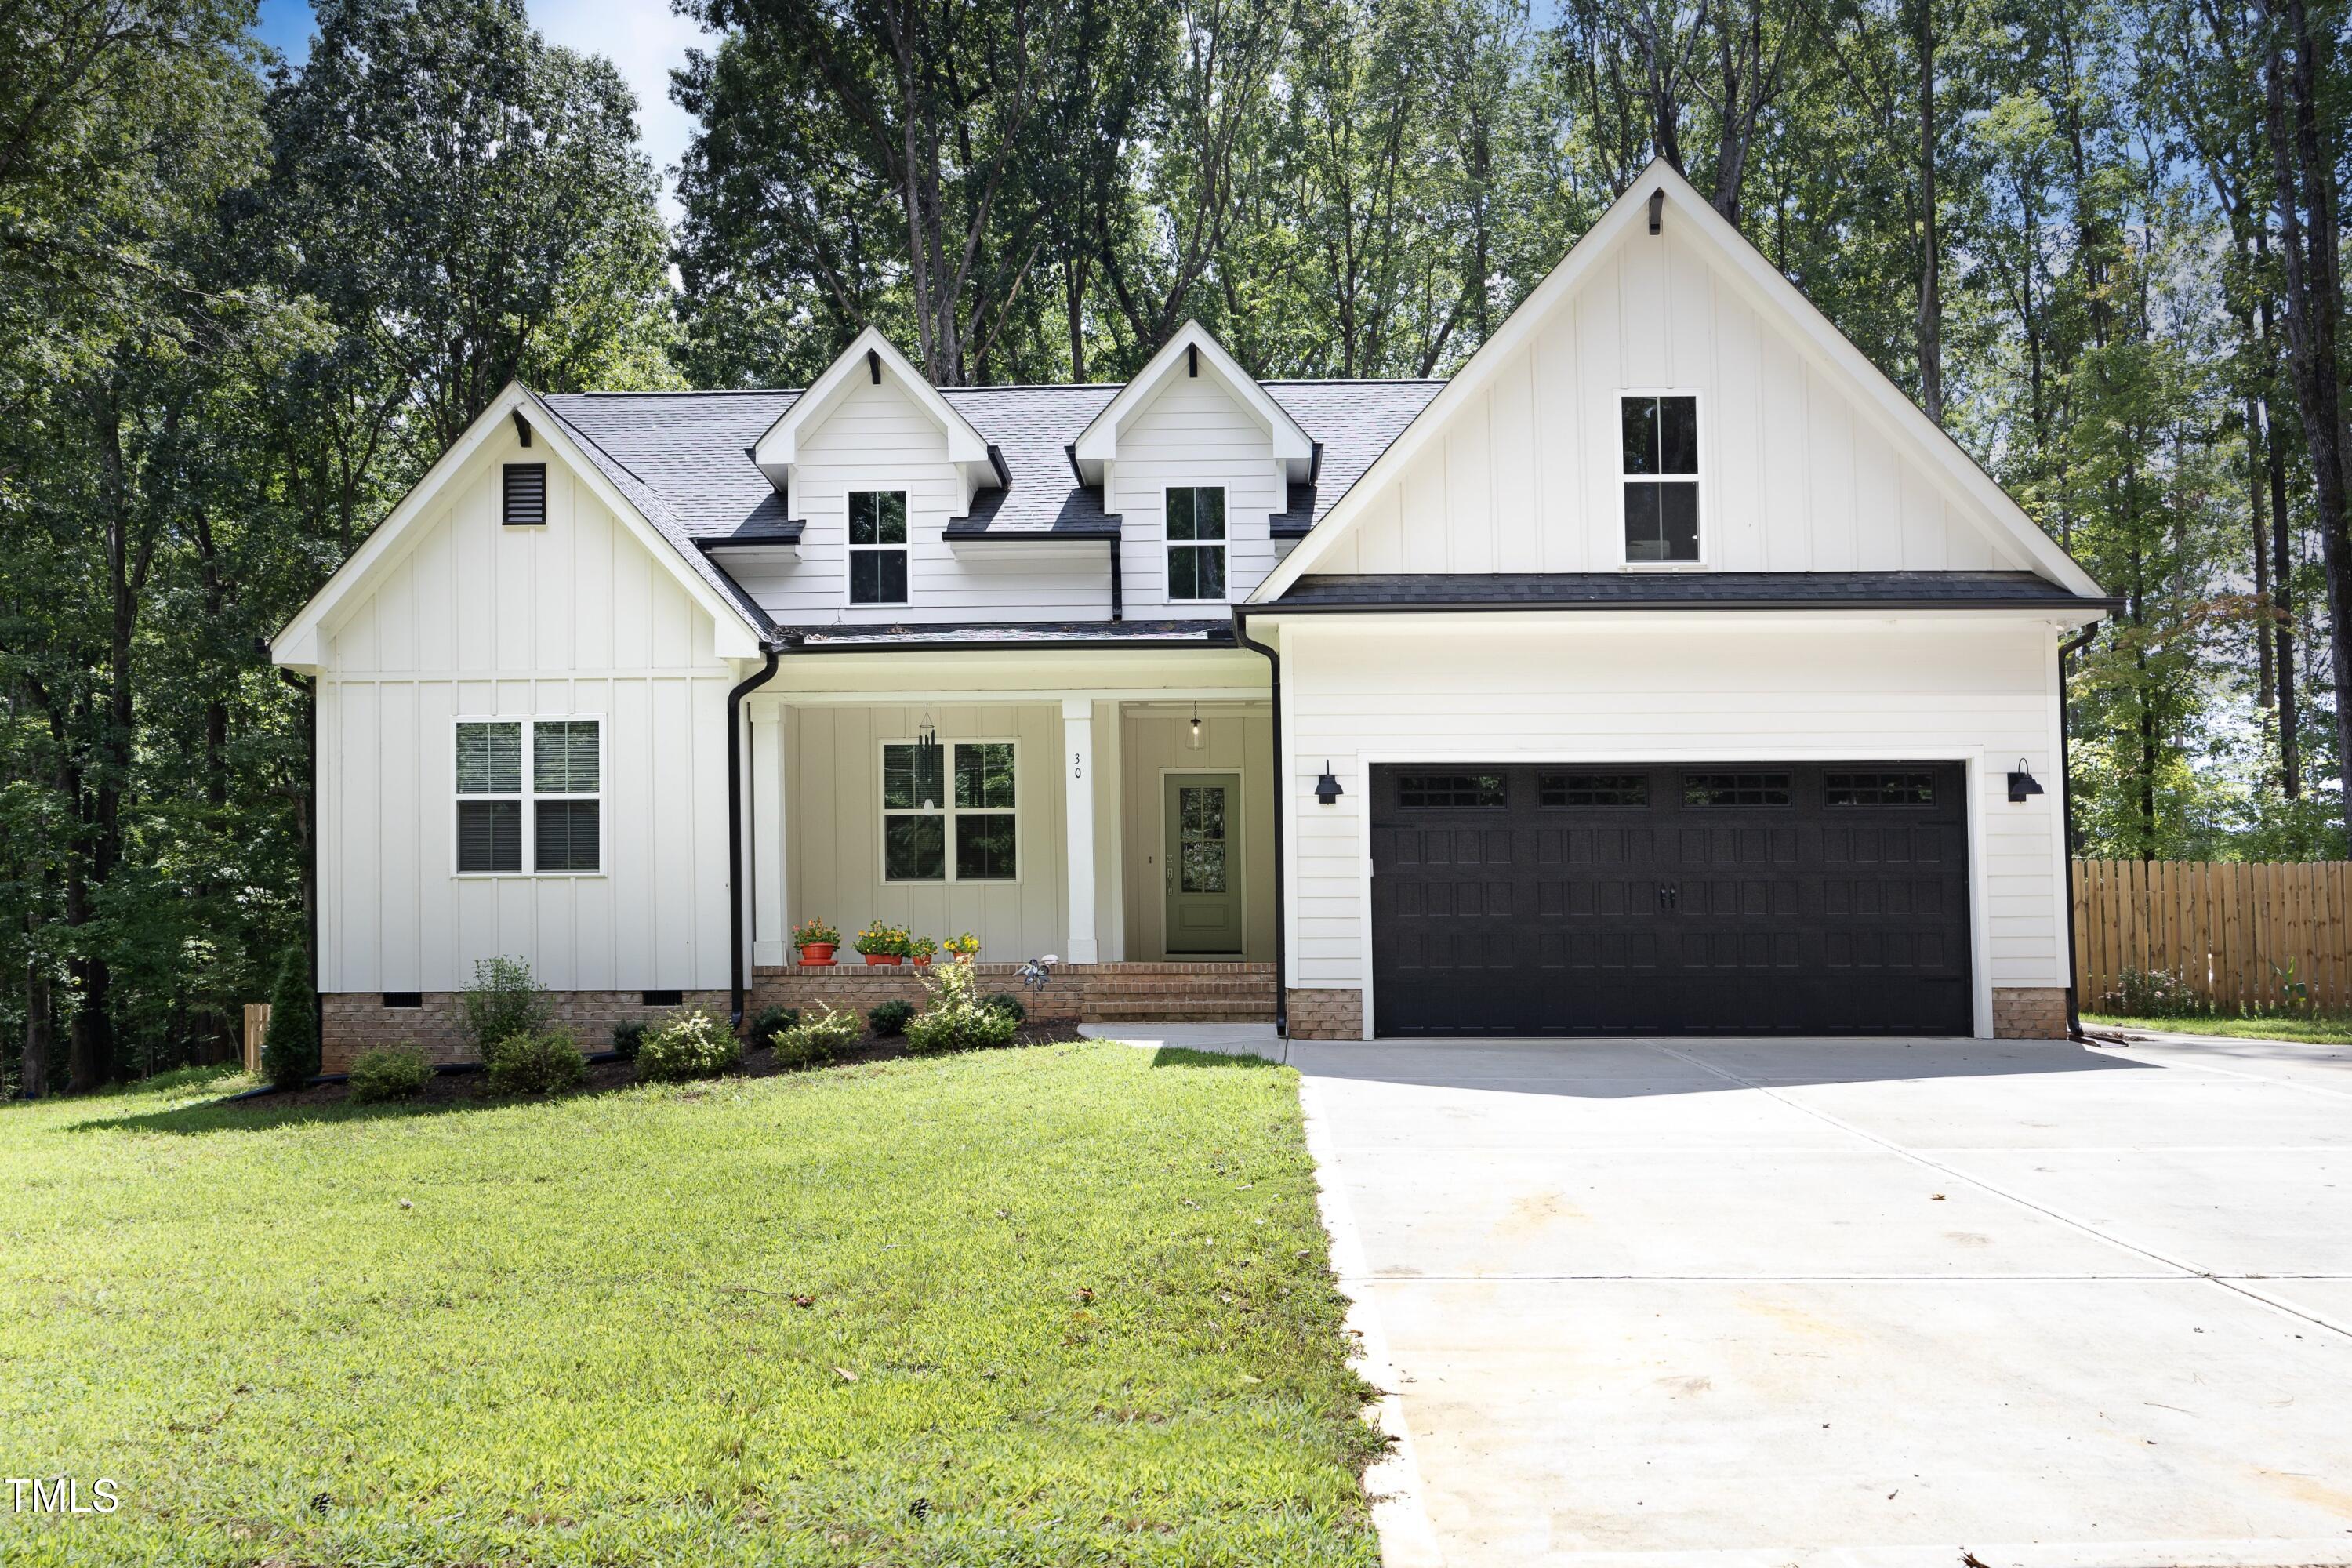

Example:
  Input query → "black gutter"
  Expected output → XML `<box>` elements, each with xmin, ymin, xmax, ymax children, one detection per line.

<box><xmin>1260</xmin><ymin>596</ymin><xmax>2129</xmax><ymax>615</ymax></box>
<box><xmin>939</xmin><ymin>527</ymin><xmax>1122</xmax><ymax>542</ymax></box>
<box><xmin>726</xmin><ymin>647</ymin><xmax>782</xmax><ymax>1030</ymax></box>
<box><xmin>1110</xmin><ymin>543</ymin><xmax>1123</xmax><ymax>622</ymax></box>
<box><xmin>1230</xmin><ymin>607</ymin><xmax>1287</xmax><ymax>1041</ymax></box>
<box><xmin>2059</xmin><ymin>624</ymin><xmax>2098</xmax><ymax>1042</ymax></box>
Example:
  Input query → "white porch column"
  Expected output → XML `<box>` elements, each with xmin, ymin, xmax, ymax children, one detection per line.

<box><xmin>750</xmin><ymin>702</ymin><xmax>787</xmax><ymax>967</ymax></box>
<box><xmin>1062</xmin><ymin>697</ymin><xmax>1098</xmax><ymax>964</ymax></box>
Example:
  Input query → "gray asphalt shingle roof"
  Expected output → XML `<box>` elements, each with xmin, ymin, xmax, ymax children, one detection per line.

<box><xmin>1266</xmin><ymin>572</ymin><xmax>2118</xmax><ymax>610</ymax></box>
<box><xmin>535</xmin><ymin>377</ymin><xmax>1442</xmax><ymax>546</ymax></box>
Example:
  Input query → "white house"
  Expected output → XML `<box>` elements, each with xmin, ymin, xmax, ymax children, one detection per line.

<box><xmin>271</xmin><ymin>161</ymin><xmax>2113</xmax><ymax>1065</ymax></box>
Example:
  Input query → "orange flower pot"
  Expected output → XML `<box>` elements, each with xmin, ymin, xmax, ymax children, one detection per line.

<box><xmin>863</xmin><ymin>953</ymin><xmax>902</xmax><ymax>967</ymax></box>
<box><xmin>797</xmin><ymin>942</ymin><xmax>837</xmax><ymax>967</ymax></box>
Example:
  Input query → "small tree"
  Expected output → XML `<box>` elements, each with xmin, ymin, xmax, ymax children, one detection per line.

<box><xmin>459</xmin><ymin>957</ymin><xmax>546</xmax><ymax>1059</ymax></box>
<box><xmin>260</xmin><ymin>949</ymin><xmax>320</xmax><ymax>1090</ymax></box>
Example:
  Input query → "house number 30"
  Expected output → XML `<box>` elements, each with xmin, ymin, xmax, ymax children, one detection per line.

<box><xmin>1071</xmin><ymin>751</ymin><xmax>1084</xmax><ymax>780</ymax></box>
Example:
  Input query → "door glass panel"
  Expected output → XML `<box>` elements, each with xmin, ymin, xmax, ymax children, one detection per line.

<box><xmin>1178</xmin><ymin>785</ymin><xmax>1227</xmax><ymax>892</ymax></box>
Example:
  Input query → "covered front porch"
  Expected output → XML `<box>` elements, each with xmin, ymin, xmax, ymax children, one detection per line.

<box><xmin>742</xmin><ymin>637</ymin><xmax>1279</xmax><ymax>1019</ymax></box>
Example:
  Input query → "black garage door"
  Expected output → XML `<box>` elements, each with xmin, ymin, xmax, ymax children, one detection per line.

<box><xmin>1369</xmin><ymin>763</ymin><xmax>1972</xmax><ymax>1036</ymax></box>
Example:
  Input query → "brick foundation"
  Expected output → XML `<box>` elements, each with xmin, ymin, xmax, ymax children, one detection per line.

<box><xmin>1991</xmin><ymin>986</ymin><xmax>2069</xmax><ymax>1040</ymax></box>
<box><xmin>750</xmin><ymin>961</ymin><xmax>1276</xmax><ymax>1029</ymax></box>
<box><xmin>1285</xmin><ymin>988</ymin><xmax>1365</xmax><ymax>1040</ymax></box>
<box><xmin>321</xmin><ymin>990</ymin><xmax>731</xmax><ymax>1072</ymax></box>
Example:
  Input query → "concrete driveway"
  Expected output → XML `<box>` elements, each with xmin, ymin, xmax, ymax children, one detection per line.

<box><xmin>1283</xmin><ymin>1030</ymin><xmax>2352</xmax><ymax>1566</ymax></box>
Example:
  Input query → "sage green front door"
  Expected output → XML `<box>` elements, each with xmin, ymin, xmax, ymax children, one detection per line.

<box><xmin>1163</xmin><ymin>773</ymin><xmax>1243</xmax><ymax>955</ymax></box>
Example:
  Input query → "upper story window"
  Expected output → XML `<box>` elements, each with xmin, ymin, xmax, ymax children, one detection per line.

<box><xmin>455</xmin><ymin>719</ymin><xmax>601</xmax><ymax>875</ymax></box>
<box><xmin>1166</xmin><ymin>486</ymin><xmax>1226</xmax><ymax>601</ymax></box>
<box><xmin>1621</xmin><ymin>394</ymin><xmax>1699</xmax><ymax>563</ymax></box>
<box><xmin>848</xmin><ymin>490</ymin><xmax>909</xmax><ymax>604</ymax></box>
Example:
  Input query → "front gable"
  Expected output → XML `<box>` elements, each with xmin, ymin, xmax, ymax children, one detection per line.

<box><xmin>1255</xmin><ymin>162</ymin><xmax>2103</xmax><ymax>599</ymax></box>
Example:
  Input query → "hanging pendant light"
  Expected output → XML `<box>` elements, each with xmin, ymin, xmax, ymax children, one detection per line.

<box><xmin>1187</xmin><ymin>701</ymin><xmax>1203</xmax><ymax>751</ymax></box>
<box><xmin>915</xmin><ymin>706</ymin><xmax>942</xmax><ymax>809</ymax></box>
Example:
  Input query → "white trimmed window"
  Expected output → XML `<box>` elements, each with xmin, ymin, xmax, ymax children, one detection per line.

<box><xmin>848</xmin><ymin>490</ymin><xmax>909</xmax><ymax>604</ymax></box>
<box><xmin>881</xmin><ymin>741</ymin><xmax>1017</xmax><ymax>881</ymax></box>
<box><xmin>456</xmin><ymin>720</ymin><xmax>601</xmax><ymax>875</ymax></box>
<box><xmin>1166</xmin><ymin>486</ymin><xmax>1226</xmax><ymax>601</ymax></box>
<box><xmin>1621</xmin><ymin>394</ymin><xmax>1700</xmax><ymax>563</ymax></box>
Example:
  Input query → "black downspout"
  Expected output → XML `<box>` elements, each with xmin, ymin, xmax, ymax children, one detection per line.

<box><xmin>728</xmin><ymin>647</ymin><xmax>782</xmax><ymax>1030</ymax></box>
<box><xmin>1109</xmin><ymin>540</ymin><xmax>1123</xmax><ymax>622</ymax></box>
<box><xmin>1232</xmin><ymin>608</ymin><xmax>1287</xmax><ymax>1039</ymax></box>
<box><xmin>277</xmin><ymin>666</ymin><xmax>320</xmax><ymax>1036</ymax></box>
<box><xmin>2059</xmin><ymin>625</ymin><xmax>2097</xmax><ymax>1041</ymax></box>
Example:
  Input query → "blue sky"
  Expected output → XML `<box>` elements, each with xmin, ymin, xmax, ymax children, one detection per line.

<box><xmin>252</xmin><ymin>0</ymin><xmax>710</xmax><ymax>227</ymax></box>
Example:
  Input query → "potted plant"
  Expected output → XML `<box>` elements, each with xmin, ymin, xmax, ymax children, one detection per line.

<box><xmin>794</xmin><ymin>918</ymin><xmax>840</xmax><ymax>967</ymax></box>
<box><xmin>908</xmin><ymin>934</ymin><xmax>938</xmax><ymax>967</ymax></box>
<box><xmin>855</xmin><ymin>921</ymin><xmax>907</xmax><ymax>967</ymax></box>
<box><xmin>945</xmin><ymin>932</ymin><xmax>980</xmax><ymax>964</ymax></box>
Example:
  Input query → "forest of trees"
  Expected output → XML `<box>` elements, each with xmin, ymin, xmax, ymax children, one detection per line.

<box><xmin>2</xmin><ymin>0</ymin><xmax>2347</xmax><ymax>1090</ymax></box>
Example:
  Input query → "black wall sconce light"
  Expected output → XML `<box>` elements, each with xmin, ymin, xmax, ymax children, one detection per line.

<box><xmin>1314</xmin><ymin>761</ymin><xmax>1344</xmax><ymax>804</ymax></box>
<box><xmin>2006</xmin><ymin>757</ymin><xmax>2045</xmax><ymax>804</ymax></box>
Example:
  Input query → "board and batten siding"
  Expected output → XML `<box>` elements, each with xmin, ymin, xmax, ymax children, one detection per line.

<box><xmin>1308</xmin><ymin>218</ymin><xmax>2033</xmax><ymax>577</ymax></box>
<box><xmin>1109</xmin><ymin>378</ymin><xmax>1286</xmax><ymax>615</ymax></box>
<box><xmin>727</xmin><ymin>376</ymin><xmax>1110</xmax><ymax>624</ymax></box>
<box><xmin>315</xmin><ymin>426</ymin><xmax>736</xmax><ymax>994</ymax></box>
<box><xmin>781</xmin><ymin>703</ymin><xmax>1072</xmax><ymax>963</ymax></box>
<box><xmin>1276</xmin><ymin>618</ymin><xmax>2067</xmax><ymax>1031</ymax></box>
<box><xmin>1119</xmin><ymin>710</ymin><xmax>1276</xmax><ymax>960</ymax></box>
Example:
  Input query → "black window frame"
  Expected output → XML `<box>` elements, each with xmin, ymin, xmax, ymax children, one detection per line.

<box><xmin>1540</xmin><ymin>772</ymin><xmax>1651</xmax><ymax>808</ymax></box>
<box><xmin>1620</xmin><ymin>394</ymin><xmax>1700</xmax><ymax>564</ymax></box>
<box><xmin>1681</xmin><ymin>771</ymin><xmax>1794</xmax><ymax>808</ymax></box>
<box><xmin>1396</xmin><ymin>772</ymin><xmax>1509</xmax><ymax>809</ymax></box>
<box><xmin>1824</xmin><ymin>770</ymin><xmax>1938</xmax><ymax>807</ymax></box>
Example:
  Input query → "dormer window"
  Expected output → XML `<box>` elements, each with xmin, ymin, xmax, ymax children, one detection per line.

<box><xmin>1167</xmin><ymin>486</ymin><xmax>1226</xmax><ymax>601</ymax></box>
<box><xmin>848</xmin><ymin>490</ymin><xmax>909</xmax><ymax>604</ymax></box>
<box><xmin>1621</xmin><ymin>394</ymin><xmax>1700</xmax><ymax>563</ymax></box>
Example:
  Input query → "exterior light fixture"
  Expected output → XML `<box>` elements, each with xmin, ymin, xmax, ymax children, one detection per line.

<box><xmin>2006</xmin><ymin>757</ymin><xmax>2044</xmax><ymax>804</ymax></box>
<box><xmin>1314</xmin><ymin>761</ymin><xmax>1344</xmax><ymax>804</ymax></box>
<box><xmin>1187</xmin><ymin>702</ymin><xmax>1203</xmax><ymax>751</ymax></box>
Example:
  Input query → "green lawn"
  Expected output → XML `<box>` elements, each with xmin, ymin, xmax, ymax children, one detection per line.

<box><xmin>2084</xmin><ymin>1011</ymin><xmax>2352</xmax><ymax>1045</ymax></box>
<box><xmin>0</xmin><ymin>1043</ymin><xmax>1382</xmax><ymax>1566</ymax></box>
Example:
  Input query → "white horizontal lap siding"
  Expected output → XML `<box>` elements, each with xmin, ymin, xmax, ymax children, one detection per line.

<box><xmin>316</xmin><ymin>430</ymin><xmax>735</xmax><ymax>996</ymax></box>
<box><xmin>782</xmin><ymin>703</ymin><xmax>1066</xmax><ymax>962</ymax></box>
<box><xmin>745</xmin><ymin>378</ymin><xmax>1109</xmax><ymax>624</ymax></box>
<box><xmin>1280</xmin><ymin>620</ymin><xmax>2063</xmax><ymax>1001</ymax></box>
<box><xmin>1112</xmin><ymin>379</ymin><xmax>1282</xmax><ymax>613</ymax></box>
<box><xmin>1321</xmin><ymin>222</ymin><xmax>2029</xmax><ymax>576</ymax></box>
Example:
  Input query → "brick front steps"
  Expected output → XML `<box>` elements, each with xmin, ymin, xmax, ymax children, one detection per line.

<box><xmin>750</xmin><ymin>961</ymin><xmax>1276</xmax><ymax>1026</ymax></box>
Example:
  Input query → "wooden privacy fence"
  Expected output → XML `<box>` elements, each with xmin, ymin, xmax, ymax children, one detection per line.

<box><xmin>2073</xmin><ymin>860</ymin><xmax>2352</xmax><ymax>1012</ymax></box>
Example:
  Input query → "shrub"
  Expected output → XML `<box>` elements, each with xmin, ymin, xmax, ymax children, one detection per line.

<box><xmin>985</xmin><ymin>993</ymin><xmax>1027</xmax><ymax>1025</ymax></box>
<box><xmin>485</xmin><ymin>1029</ymin><xmax>586</xmax><ymax>1095</ymax></box>
<box><xmin>637</xmin><ymin>1009</ymin><xmax>742</xmax><ymax>1083</ymax></box>
<box><xmin>260</xmin><ymin>948</ymin><xmax>320</xmax><ymax>1090</ymax></box>
<box><xmin>348</xmin><ymin>1044</ymin><xmax>433</xmax><ymax>1104</ymax></box>
<box><xmin>775</xmin><ymin>1004</ymin><xmax>861</xmax><ymax>1069</ymax></box>
<box><xmin>460</xmin><ymin>957</ymin><xmax>546</xmax><ymax>1058</ymax></box>
<box><xmin>747</xmin><ymin>1004</ymin><xmax>799</xmax><ymax>1045</ymax></box>
<box><xmin>867</xmin><ymin>998</ymin><xmax>914</xmax><ymax>1036</ymax></box>
<box><xmin>2107</xmin><ymin>966</ymin><xmax>2196</xmax><ymax>1018</ymax></box>
<box><xmin>907</xmin><ymin>964</ymin><xmax>1020</xmax><ymax>1055</ymax></box>
<box><xmin>612</xmin><ymin>1021</ymin><xmax>645</xmax><ymax>1060</ymax></box>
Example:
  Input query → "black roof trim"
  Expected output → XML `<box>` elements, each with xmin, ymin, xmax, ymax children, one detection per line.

<box><xmin>1260</xmin><ymin>571</ymin><xmax>2120</xmax><ymax>613</ymax></box>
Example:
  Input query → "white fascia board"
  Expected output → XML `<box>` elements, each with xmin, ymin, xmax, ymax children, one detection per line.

<box><xmin>1073</xmin><ymin>320</ymin><xmax>1314</xmax><ymax>482</ymax></box>
<box><xmin>270</xmin><ymin>383</ymin><xmax>534</xmax><ymax>672</ymax></box>
<box><xmin>1253</xmin><ymin>158</ymin><xmax>2107</xmax><ymax>604</ymax></box>
<box><xmin>1245</xmin><ymin>604</ymin><xmax>2110</xmax><ymax>637</ymax></box>
<box><xmin>752</xmin><ymin>326</ymin><xmax>992</xmax><ymax>501</ymax></box>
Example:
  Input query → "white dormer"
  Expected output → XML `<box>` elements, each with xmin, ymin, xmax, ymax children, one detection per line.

<box><xmin>1073</xmin><ymin>321</ymin><xmax>1315</xmax><ymax>499</ymax></box>
<box><xmin>753</xmin><ymin>327</ymin><xmax>999</xmax><ymax>514</ymax></box>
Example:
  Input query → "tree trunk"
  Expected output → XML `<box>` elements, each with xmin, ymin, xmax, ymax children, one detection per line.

<box><xmin>2250</xmin><ymin>391</ymin><xmax>2276</xmax><ymax>707</ymax></box>
<box><xmin>2260</xmin><ymin>0</ymin><xmax>2352</xmax><ymax>829</ymax></box>
<box><xmin>22</xmin><ymin>945</ymin><xmax>49</xmax><ymax>1101</ymax></box>
<box><xmin>1913</xmin><ymin>0</ymin><xmax>1942</xmax><ymax>425</ymax></box>
<box><xmin>2270</xmin><ymin>391</ymin><xmax>2301</xmax><ymax>795</ymax></box>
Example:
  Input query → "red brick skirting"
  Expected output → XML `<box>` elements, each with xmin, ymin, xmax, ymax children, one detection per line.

<box><xmin>1991</xmin><ymin>987</ymin><xmax>2069</xmax><ymax>1040</ymax></box>
<box><xmin>321</xmin><ymin>990</ymin><xmax>731</xmax><ymax>1072</ymax></box>
<box><xmin>750</xmin><ymin>961</ymin><xmax>1276</xmax><ymax>1027</ymax></box>
<box><xmin>1286</xmin><ymin>988</ymin><xmax>1364</xmax><ymax>1040</ymax></box>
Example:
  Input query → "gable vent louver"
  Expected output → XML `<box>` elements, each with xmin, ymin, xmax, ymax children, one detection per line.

<box><xmin>503</xmin><ymin>463</ymin><xmax>547</xmax><ymax>527</ymax></box>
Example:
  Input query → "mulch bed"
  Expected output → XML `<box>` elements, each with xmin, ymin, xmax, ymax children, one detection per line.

<box><xmin>233</xmin><ymin>1021</ymin><xmax>1088</xmax><ymax>1109</ymax></box>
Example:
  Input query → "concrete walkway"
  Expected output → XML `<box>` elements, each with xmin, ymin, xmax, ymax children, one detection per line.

<box><xmin>1092</xmin><ymin>1025</ymin><xmax>2352</xmax><ymax>1567</ymax></box>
